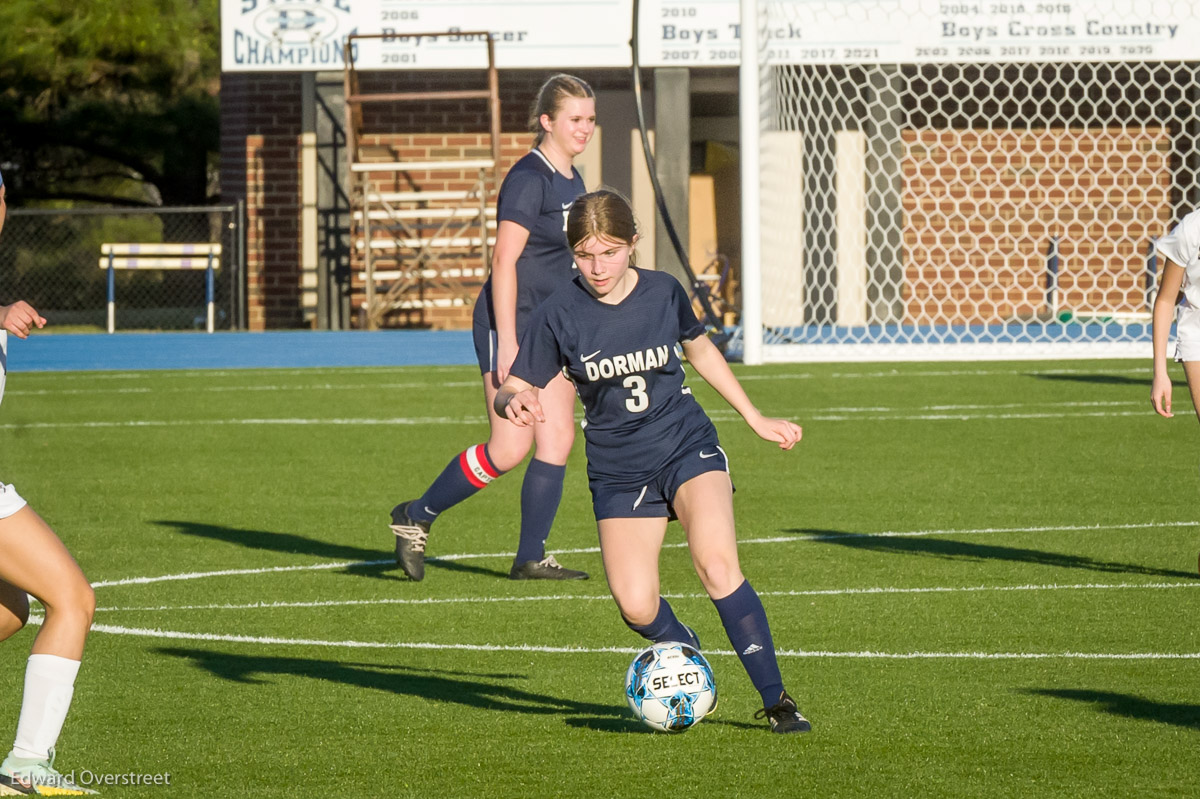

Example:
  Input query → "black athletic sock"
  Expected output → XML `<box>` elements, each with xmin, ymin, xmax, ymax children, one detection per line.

<box><xmin>712</xmin><ymin>579</ymin><xmax>786</xmax><ymax>707</ymax></box>
<box><xmin>625</xmin><ymin>596</ymin><xmax>700</xmax><ymax>650</ymax></box>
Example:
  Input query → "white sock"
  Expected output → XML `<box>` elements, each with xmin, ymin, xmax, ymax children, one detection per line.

<box><xmin>10</xmin><ymin>654</ymin><xmax>81</xmax><ymax>761</ymax></box>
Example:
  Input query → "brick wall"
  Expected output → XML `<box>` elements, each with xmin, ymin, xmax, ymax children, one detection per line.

<box><xmin>220</xmin><ymin>69</ymin><xmax>626</xmax><ymax>329</ymax></box>
<box><xmin>357</xmin><ymin>71</ymin><xmax>581</xmax><ymax>133</ymax></box>
<box><xmin>902</xmin><ymin>127</ymin><xmax>1172</xmax><ymax>324</ymax></box>
<box><xmin>223</xmin><ymin>68</ymin><xmax>1176</xmax><ymax>331</ymax></box>
<box><xmin>351</xmin><ymin>132</ymin><xmax>530</xmax><ymax>329</ymax></box>
<box><xmin>220</xmin><ymin>72</ymin><xmax>303</xmax><ymax>330</ymax></box>
<box><xmin>345</xmin><ymin>71</ymin><xmax>627</xmax><ymax>329</ymax></box>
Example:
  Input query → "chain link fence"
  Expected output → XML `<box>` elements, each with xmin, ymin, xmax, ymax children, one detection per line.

<box><xmin>743</xmin><ymin>1</ymin><xmax>1199</xmax><ymax>361</ymax></box>
<box><xmin>2</xmin><ymin>205</ymin><xmax>245</xmax><ymax>332</ymax></box>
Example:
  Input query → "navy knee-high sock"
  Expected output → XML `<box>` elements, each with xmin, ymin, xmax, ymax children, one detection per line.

<box><xmin>515</xmin><ymin>459</ymin><xmax>564</xmax><ymax>563</ymax></box>
<box><xmin>408</xmin><ymin>444</ymin><xmax>504</xmax><ymax>524</ymax></box>
<box><xmin>625</xmin><ymin>597</ymin><xmax>701</xmax><ymax>650</ymax></box>
<box><xmin>712</xmin><ymin>580</ymin><xmax>786</xmax><ymax>708</ymax></box>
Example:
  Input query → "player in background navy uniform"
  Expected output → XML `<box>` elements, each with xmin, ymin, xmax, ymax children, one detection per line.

<box><xmin>494</xmin><ymin>190</ymin><xmax>811</xmax><ymax>733</ymax></box>
<box><xmin>387</xmin><ymin>75</ymin><xmax>596</xmax><ymax>582</ymax></box>
<box><xmin>0</xmin><ymin>170</ymin><xmax>98</xmax><ymax>793</ymax></box>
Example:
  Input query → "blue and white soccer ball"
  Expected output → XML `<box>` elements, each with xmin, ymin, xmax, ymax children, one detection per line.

<box><xmin>624</xmin><ymin>641</ymin><xmax>717</xmax><ymax>732</ymax></box>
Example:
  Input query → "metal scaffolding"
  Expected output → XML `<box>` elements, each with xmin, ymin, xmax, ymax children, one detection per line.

<box><xmin>343</xmin><ymin>33</ymin><xmax>501</xmax><ymax>329</ymax></box>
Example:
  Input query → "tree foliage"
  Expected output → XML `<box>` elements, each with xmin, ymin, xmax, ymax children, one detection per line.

<box><xmin>0</xmin><ymin>0</ymin><xmax>220</xmax><ymax>206</ymax></box>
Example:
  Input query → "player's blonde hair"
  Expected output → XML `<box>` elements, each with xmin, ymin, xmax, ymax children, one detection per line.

<box><xmin>567</xmin><ymin>189</ymin><xmax>639</xmax><ymax>259</ymax></box>
<box><xmin>530</xmin><ymin>74</ymin><xmax>595</xmax><ymax>147</ymax></box>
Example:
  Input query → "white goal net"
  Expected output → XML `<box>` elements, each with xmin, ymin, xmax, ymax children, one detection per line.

<box><xmin>739</xmin><ymin>0</ymin><xmax>1200</xmax><ymax>362</ymax></box>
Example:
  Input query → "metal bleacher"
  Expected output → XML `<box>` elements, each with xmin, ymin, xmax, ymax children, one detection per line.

<box><xmin>342</xmin><ymin>33</ymin><xmax>501</xmax><ymax>329</ymax></box>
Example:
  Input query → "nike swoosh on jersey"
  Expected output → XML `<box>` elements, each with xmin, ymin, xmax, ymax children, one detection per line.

<box><xmin>699</xmin><ymin>451</ymin><xmax>719</xmax><ymax>459</ymax></box>
<box><xmin>580</xmin><ymin>350</ymin><xmax>602</xmax><ymax>362</ymax></box>
<box><xmin>562</xmin><ymin>202</ymin><xmax>572</xmax><ymax>209</ymax></box>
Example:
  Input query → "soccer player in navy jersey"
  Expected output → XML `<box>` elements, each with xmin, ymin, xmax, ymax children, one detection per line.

<box><xmin>388</xmin><ymin>75</ymin><xmax>596</xmax><ymax>582</ymax></box>
<box><xmin>0</xmin><ymin>170</ymin><xmax>99</xmax><ymax>793</ymax></box>
<box><xmin>494</xmin><ymin>189</ymin><xmax>812</xmax><ymax>733</ymax></box>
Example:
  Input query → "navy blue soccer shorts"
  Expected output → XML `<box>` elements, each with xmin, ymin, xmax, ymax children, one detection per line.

<box><xmin>472</xmin><ymin>319</ymin><xmax>497</xmax><ymax>375</ymax></box>
<box><xmin>471</xmin><ymin>287</ymin><xmax>543</xmax><ymax>376</ymax></box>
<box><xmin>589</xmin><ymin>441</ymin><xmax>733</xmax><ymax>521</ymax></box>
<box><xmin>471</xmin><ymin>289</ymin><xmax>498</xmax><ymax>374</ymax></box>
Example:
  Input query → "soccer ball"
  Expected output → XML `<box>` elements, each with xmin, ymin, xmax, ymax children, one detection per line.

<box><xmin>624</xmin><ymin>641</ymin><xmax>717</xmax><ymax>732</ymax></box>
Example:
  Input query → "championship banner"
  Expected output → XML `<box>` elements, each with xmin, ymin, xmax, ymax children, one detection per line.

<box><xmin>221</xmin><ymin>0</ymin><xmax>1198</xmax><ymax>71</ymax></box>
<box><xmin>221</xmin><ymin>0</ymin><xmax>631</xmax><ymax>71</ymax></box>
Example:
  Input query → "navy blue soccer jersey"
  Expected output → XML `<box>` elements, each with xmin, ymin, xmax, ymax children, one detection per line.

<box><xmin>474</xmin><ymin>149</ymin><xmax>586</xmax><ymax>337</ymax></box>
<box><xmin>510</xmin><ymin>268</ymin><xmax>715</xmax><ymax>486</ymax></box>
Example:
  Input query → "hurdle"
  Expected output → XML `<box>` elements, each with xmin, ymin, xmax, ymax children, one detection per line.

<box><xmin>99</xmin><ymin>243</ymin><xmax>221</xmax><ymax>333</ymax></box>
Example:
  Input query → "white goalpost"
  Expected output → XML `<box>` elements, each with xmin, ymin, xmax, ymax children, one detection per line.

<box><xmin>740</xmin><ymin>0</ymin><xmax>765</xmax><ymax>366</ymax></box>
<box><xmin>738</xmin><ymin>0</ymin><xmax>1200</xmax><ymax>363</ymax></box>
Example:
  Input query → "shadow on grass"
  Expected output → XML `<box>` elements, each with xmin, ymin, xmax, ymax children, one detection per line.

<box><xmin>563</xmin><ymin>714</ymin><xmax>760</xmax><ymax>733</ymax></box>
<box><xmin>1023</xmin><ymin>688</ymin><xmax>1200</xmax><ymax>730</ymax></box>
<box><xmin>1028</xmin><ymin>372</ymin><xmax>1146</xmax><ymax>387</ymax></box>
<box><xmin>158</xmin><ymin>646</ymin><xmax>637</xmax><ymax>727</ymax></box>
<box><xmin>787</xmin><ymin>528</ymin><xmax>1199</xmax><ymax>580</ymax></box>
<box><xmin>158</xmin><ymin>647</ymin><xmax>756</xmax><ymax>733</ymax></box>
<box><xmin>153</xmin><ymin>519</ymin><xmax>507</xmax><ymax>580</ymax></box>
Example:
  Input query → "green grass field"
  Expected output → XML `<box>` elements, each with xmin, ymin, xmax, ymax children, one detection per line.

<box><xmin>0</xmin><ymin>358</ymin><xmax>1196</xmax><ymax>798</ymax></box>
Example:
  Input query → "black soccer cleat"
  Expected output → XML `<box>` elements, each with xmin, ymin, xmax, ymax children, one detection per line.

<box><xmin>755</xmin><ymin>691</ymin><xmax>812</xmax><ymax>734</ymax></box>
<box><xmin>390</xmin><ymin>501</ymin><xmax>431</xmax><ymax>581</ymax></box>
<box><xmin>508</xmin><ymin>554</ymin><xmax>589</xmax><ymax>581</ymax></box>
<box><xmin>0</xmin><ymin>771</ymin><xmax>32</xmax><ymax>796</ymax></box>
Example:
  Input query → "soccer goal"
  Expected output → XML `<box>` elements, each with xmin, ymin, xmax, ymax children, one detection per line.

<box><xmin>738</xmin><ymin>0</ymin><xmax>1200</xmax><ymax>363</ymax></box>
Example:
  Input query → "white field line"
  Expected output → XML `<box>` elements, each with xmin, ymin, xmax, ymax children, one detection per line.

<box><xmin>0</xmin><ymin>401</ymin><xmax>1160</xmax><ymax>431</ymax></box>
<box><xmin>0</xmin><ymin>416</ymin><xmax>485</xmax><ymax>431</ymax></box>
<box><xmin>89</xmin><ymin>520</ymin><xmax>1198</xmax><ymax>590</ymax></box>
<box><xmin>92</xmin><ymin>559</ymin><xmax>397</xmax><ymax>588</ymax></box>
<box><xmin>94</xmin><ymin>580</ymin><xmax>1200</xmax><ymax>613</ymax></box>
<box><xmin>15</xmin><ymin>364</ymin><xmax>1143</xmax><ymax>385</ymax></box>
<box><xmin>4</xmin><ymin>381</ymin><xmax>480</xmax><ymax>397</ymax></box>
<box><xmin>742</xmin><ymin>366</ymin><xmax>1149</xmax><ymax>381</ymax></box>
<box><xmin>5</xmin><ymin>365</ymin><xmax>1148</xmax><ymax>398</ymax></box>
<box><xmin>70</xmin><ymin>515</ymin><xmax>1199</xmax><ymax>660</ymax></box>
<box><xmin>804</xmin><ymin>410</ymin><xmax>1149</xmax><ymax>422</ymax></box>
<box><xmin>14</xmin><ymin>366</ymin><xmax>465</xmax><ymax>382</ymax></box>
<box><xmin>18</xmin><ymin>619</ymin><xmax>1197</xmax><ymax>660</ymax></box>
<box><xmin>831</xmin><ymin>400</ymin><xmax>1138</xmax><ymax>412</ymax></box>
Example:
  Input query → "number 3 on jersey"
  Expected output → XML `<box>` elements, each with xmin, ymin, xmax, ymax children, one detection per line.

<box><xmin>623</xmin><ymin>375</ymin><xmax>649</xmax><ymax>413</ymax></box>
